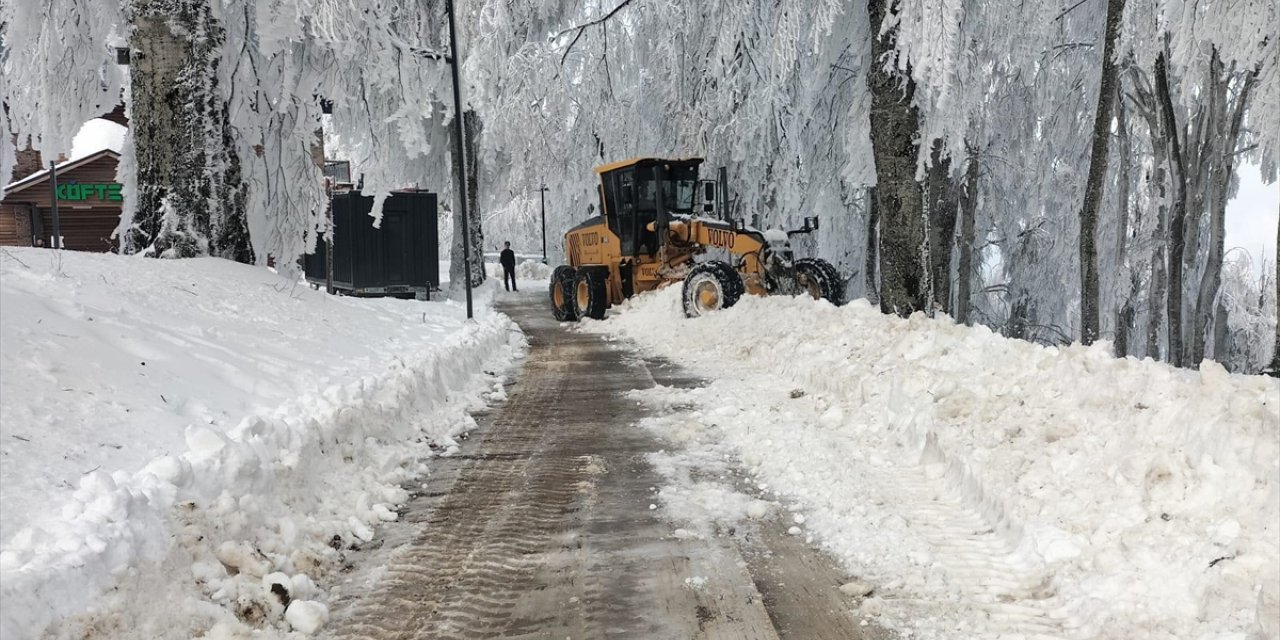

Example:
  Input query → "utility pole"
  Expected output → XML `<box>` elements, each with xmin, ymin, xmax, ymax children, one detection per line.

<box><xmin>47</xmin><ymin>161</ymin><xmax>63</xmax><ymax>249</ymax></box>
<box><xmin>446</xmin><ymin>0</ymin><xmax>473</xmax><ymax>319</ymax></box>
<box><xmin>539</xmin><ymin>183</ymin><xmax>549</xmax><ymax>263</ymax></box>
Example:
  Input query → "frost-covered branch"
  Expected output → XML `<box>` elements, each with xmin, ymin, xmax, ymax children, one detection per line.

<box><xmin>555</xmin><ymin>0</ymin><xmax>637</xmax><ymax>65</ymax></box>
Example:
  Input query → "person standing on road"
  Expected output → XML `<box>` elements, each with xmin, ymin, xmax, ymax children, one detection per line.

<box><xmin>500</xmin><ymin>242</ymin><xmax>518</xmax><ymax>292</ymax></box>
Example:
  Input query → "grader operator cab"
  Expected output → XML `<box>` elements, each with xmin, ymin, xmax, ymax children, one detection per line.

<box><xmin>549</xmin><ymin>157</ymin><xmax>843</xmax><ymax>321</ymax></box>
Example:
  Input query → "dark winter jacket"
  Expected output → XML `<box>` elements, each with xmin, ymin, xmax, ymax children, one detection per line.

<box><xmin>500</xmin><ymin>248</ymin><xmax>516</xmax><ymax>269</ymax></box>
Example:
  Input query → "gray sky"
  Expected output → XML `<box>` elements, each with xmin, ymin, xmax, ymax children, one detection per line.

<box><xmin>1225</xmin><ymin>162</ymin><xmax>1279</xmax><ymax>271</ymax></box>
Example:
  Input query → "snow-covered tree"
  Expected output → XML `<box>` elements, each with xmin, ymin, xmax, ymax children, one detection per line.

<box><xmin>4</xmin><ymin>0</ymin><xmax>1275</xmax><ymax>372</ymax></box>
<box><xmin>3</xmin><ymin>0</ymin><xmax>461</xmax><ymax>270</ymax></box>
<box><xmin>866</xmin><ymin>0</ymin><xmax>927</xmax><ymax>316</ymax></box>
<box><xmin>123</xmin><ymin>0</ymin><xmax>249</xmax><ymax>260</ymax></box>
<box><xmin>1078</xmin><ymin>0</ymin><xmax>1127</xmax><ymax>344</ymax></box>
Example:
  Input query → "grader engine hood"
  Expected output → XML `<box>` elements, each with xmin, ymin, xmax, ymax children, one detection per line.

<box><xmin>563</xmin><ymin>216</ymin><xmax>613</xmax><ymax>267</ymax></box>
<box><xmin>661</xmin><ymin>216</ymin><xmax>769</xmax><ymax>252</ymax></box>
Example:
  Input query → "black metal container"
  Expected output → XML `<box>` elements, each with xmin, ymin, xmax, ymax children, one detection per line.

<box><xmin>305</xmin><ymin>190</ymin><xmax>439</xmax><ymax>299</ymax></box>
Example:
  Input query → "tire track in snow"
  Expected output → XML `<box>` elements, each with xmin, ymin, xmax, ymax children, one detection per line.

<box><xmin>323</xmin><ymin>295</ymin><xmax>882</xmax><ymax>640</ymax></box>
<box><xmin>868</xmin><ymin>438</ymin><xmax>1076</xmax><ymax>640</ymax></box>
<box><xmin>325</xmin><ymin>368</ymin><xmax>592</xmax><ymax>640</ymax></box>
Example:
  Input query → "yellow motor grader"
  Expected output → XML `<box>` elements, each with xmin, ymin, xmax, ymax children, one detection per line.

<box><xmin>549</xmin><ymin>157</ymin><xmax>843</xmax><ymax>320</ymax></box>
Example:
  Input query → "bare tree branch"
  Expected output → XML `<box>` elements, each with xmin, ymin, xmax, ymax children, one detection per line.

<box><xmin>1053</xmin><ymin>0</ymin><xmax>1094</xmax><ymax>22</ymax></box>
<box><xmin>556</xmin><ymin>0</ymin><xmax>637</xmax><ymax>65</ymax></box>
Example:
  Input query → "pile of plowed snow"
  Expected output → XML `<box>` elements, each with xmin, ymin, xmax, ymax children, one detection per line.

<box><xmin>586</xmin><ymin>286</ymin><xmax>1279</xmax><ymax>640</ymax></box>
<box><xmin>0</xmin><ymin>248</ymin><xmax>521</xmax><ymax>638</ymax></box>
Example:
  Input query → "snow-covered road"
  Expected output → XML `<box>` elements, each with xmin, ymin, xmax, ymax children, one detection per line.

<box><xmin>584</xmin><ymin>286</ymin><xmax>1280</xmax><ymax>640</ymax></box>
<box><xmin>320</xmin><ymin>293</ymin><xmax>883</xmax><ymax>639</ymax></box>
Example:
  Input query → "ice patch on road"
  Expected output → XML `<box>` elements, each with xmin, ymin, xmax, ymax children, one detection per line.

<box><xmin>631</xmin><ymin>388</ymin><xmax>780</xmax><ymax>539</ymax></box>
<box><xmin>655</xmin><ymin>479</ymin><xmax>771</xmax><ymax>539</ymax></box>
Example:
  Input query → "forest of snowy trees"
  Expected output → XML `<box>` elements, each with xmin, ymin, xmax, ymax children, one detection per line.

<box><xmin>0</xmin><ymin>0</ymin><xmax>1276</xmax><ymax>372</ymax></box>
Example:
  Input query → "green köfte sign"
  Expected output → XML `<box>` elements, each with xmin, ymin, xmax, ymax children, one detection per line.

<box><xmin>57</xmin><ymin>182</ymin><xmax>123</xmax><ymax>202</ymax></box>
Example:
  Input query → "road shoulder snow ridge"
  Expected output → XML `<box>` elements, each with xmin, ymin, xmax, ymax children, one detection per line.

<box><xmin>0</xmin><ymin>249</ymin><xmax>525</xmax><ymax>638</ymax></box>
<box><xmin>584</xmin><ymin>286</ymin><xmax>1280</xmax><ymax>640</ymax></box>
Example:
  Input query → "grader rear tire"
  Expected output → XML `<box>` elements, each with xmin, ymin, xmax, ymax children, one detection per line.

<box><xmin>682</xmin><ymin>260</ymin><xmax>744</xmax><ymax>318</ymax></box>
<box><xmin>571</xmin><ymin>268</ymin><xmax>609</xmax><ymax>320</ymax></box>
<box><xmin>794</xmin><ymin>258</ymin><xmax>844</xmax><ymax>305</ymax></box>
<box><xmin>550</xmin><ymin>266</ymin><xmax>578</xmax><ymax>321</ymax></box>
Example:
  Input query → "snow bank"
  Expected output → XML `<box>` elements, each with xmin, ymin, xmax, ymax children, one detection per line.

<box><xmin>0</xmin><ymin>248</ymin><xmax>522</xmax><ymax>638</ymax></box>
<box><xmin>587</xmin><ymin>287</ymin><xmax>1280</xmax><ymax>639</ymax></box>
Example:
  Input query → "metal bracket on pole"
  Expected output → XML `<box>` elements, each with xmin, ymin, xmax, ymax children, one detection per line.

<box><xmin>447</xmin><ymin>0</ymin><xmax>474</xmax><ymax>319</ymax></box>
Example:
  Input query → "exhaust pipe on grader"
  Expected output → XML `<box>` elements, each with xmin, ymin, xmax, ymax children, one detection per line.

<box><xmin>549</xmin><ymin>157</ymin><xmax>843</xmax><ymax>321</ymax></box>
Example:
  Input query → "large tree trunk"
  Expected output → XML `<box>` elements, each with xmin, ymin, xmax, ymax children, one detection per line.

<box><xmin>1212</xmin><ymin>300</ymin><xmax>1229</xmax><ymax>366</ymax></box>
<box><xmin>868</xmin><ymin>0</ymin><xmax>927</xmax><ymax>317</ymax></box>
<box><xmin>1114</xmin><ymin>89</ymin><xmax>1135</xmax><ymax>357</ymax></box>
<box><xmin>1191</xmin><ymin>166</ymin><xmax>1228</xmax><ymax>365</ymax></box>
<box><xmin>1146</xmin><ymin>160</ymin><xmax>1169</xmax><ymax>361</ymax></box>
<box><xmin>464</xmin><ymin>109</ymin><xmax>485</xmax><ymax>285</ymax></box>
<box><xmin>1179</xmin><ymin>66</ymin><xmax>1216</xmax><ymax>346</ymax></box>
<box><xmin>1077</xmin><ymin>0</ymin><xmax>1125</xmax><ymax>345</ymax></box>
<box><xmin>1117</xmin><ymin>272</ymin><xmax>1141</xmax><ymax>358</ymax></box>
<box><xmin>1154</xmin><ymin>51</ymin><xmax>1189</xmax><ymax>367</ymax></box>
<box><xmin>449</xmin><ymin>109</ymin><xmax>485</xmax><ymax>288</ymax></box>
<box><xmin>1192</xmin><ymin>68</ymin><xmax>1254</xmax><ymax>364</ymax></box>
<box><xmin>214</xmin><ymin>117</ymin><xmax>252</xmax><ymax>263</ymax></box>
<box><xmin>926</xmin><ymin>140</ymin><xmax>958</xmax><ymax>315</ymax></box>
<box><xmin>124</xmin><ymin>0</ymin><xmax>246</xmax><ymax>260</ymax></box>
<box><xmin>1127</xmin><ymin>67</ymin><xmax>1169</xmax><ymax>361</ymax></box>
<box><xmin>865</xmin><ymin>187</ymin><xmax>880</xmax><ymax>305</ymax></box>
<box><xmin>955</xmin><ymin>145</ymin><xmax>979</xmax><ymax>326</ymax></box>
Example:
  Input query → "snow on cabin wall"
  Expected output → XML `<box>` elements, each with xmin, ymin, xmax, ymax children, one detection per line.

<box><xmin>0</xmin><ymin>204</ymin><xmax>34</xmax><ymax>247</ymax></box>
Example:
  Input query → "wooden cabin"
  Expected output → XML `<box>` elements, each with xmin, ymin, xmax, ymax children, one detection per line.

<box><xmin>0</xmin><ymin>150</ymin><xmax>122</xmax><ymax>252</ymax></box>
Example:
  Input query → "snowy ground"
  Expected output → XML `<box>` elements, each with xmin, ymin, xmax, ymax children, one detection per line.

<box><xmin>584</xmin><ymin>287</ymin><xmax>1280</xmax><ymax>640</ymax></box>
<box><xmin>0</xmin><ymin>248</ymin><xmax>523</xmax><ymax>638</ymax></box>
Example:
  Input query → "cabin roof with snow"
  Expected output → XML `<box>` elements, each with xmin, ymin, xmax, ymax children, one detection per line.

<box><xmin>3</xmin><ymin>149</ymin><xmax>122</xmax><ymax>196</ymax></box>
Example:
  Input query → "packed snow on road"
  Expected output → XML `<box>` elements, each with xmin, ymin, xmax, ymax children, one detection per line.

<box><xmin>584</xmin><ymin>286</ymin><xmax>1280</xmax><ymax>640</ymax></box>
<box><xmin>0</xmin><ymin>248</ymin><xmax>522</xmax><ymax>638</ymax></box>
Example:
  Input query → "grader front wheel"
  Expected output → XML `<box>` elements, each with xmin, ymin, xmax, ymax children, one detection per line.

<box><xmin>572</xmin><ymin>268</ymin><xmax>608</xmax><ymax>320</ymax></box>
<box><xmin>549</xmin><ymin>266</ymin><xmax>578</xmax><ymax>321</ymax></box>
<box><xmin>682</xmin><ymin>261</ymin><xmax>744</xmax><ymax>318</ymax></box>
<box><xmin>793</xmin><ymin>258</ymin><xmax>844</xmax><ymax>306</ymax></box>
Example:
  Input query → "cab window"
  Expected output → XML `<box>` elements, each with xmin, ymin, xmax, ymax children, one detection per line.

<box><xmin>610</xmin><ymin>169</ymin><xmax>637</xmax><ymax>255</ymax></box>
<box><xmin>662</xmin><ymin>165</ymin><xmax>698</xmax><ymax>213</ymax></box>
